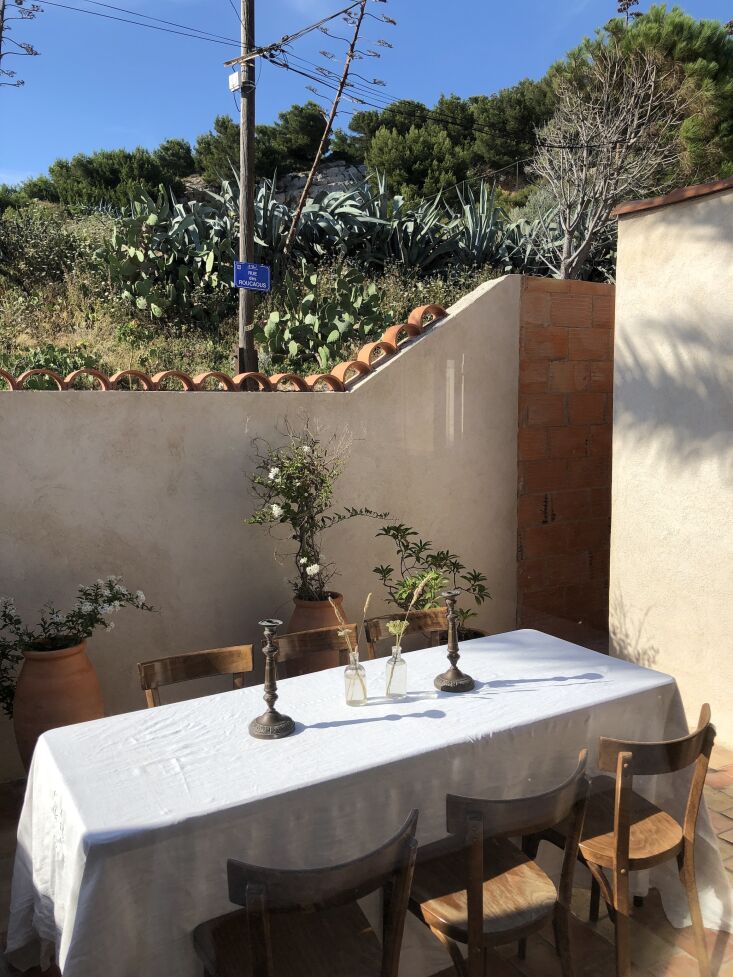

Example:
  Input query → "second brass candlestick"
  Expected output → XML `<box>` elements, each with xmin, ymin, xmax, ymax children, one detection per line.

<box><xmin>249</xmin><ymin>619</ymin><xmax>295</xmax><ymax>739</ymax></box>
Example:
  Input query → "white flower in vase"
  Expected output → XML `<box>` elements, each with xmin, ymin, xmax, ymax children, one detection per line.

<box><xmin>271</xmin><ymin>503</ymin><xmax>284</xmax><ymax>519</ymax></box>
<box><xmin>305</xmin><ymin>564</ymin><xmax>321</xmax><ymax>577</ymax></box>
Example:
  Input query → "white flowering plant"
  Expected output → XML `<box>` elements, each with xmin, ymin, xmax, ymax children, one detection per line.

<box><xmin>0</xmin><ymin>577</ymin><xmax>153</xmax><ymax>718</ymax></box>
<box><xmin>247</xmin><ymin>425</ymin><xmax>387</xmax><ymax>601</ymax></box>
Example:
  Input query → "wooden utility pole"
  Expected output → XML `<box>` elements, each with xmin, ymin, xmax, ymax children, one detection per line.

<box><xmin>238</xmin><ymin>0</ymin><xmax>258</xmax><ymax>373</ymax></box>
<box><xmin>282</xmin><ymin>0</ymin><xmax>368</xmax><ymax>258</ymax></box>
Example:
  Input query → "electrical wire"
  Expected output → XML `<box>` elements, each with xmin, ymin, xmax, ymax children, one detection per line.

<box><xmin>40</xmin><ymin>0</ymin><xmax>241</xmax><ymax>46</ymax></box>
<box><xmin>75</xmin><ymin>0</ymin><xmax>239</xmax><ymax>43</ymax></box>
<box><xmin>226</xmin><ymin>2</ymin><xmax>362</xmax><ymax>65</ymax></box>
<box><xmin>226</xmin><ymin>0</ymin><xmax>242</xmax><ymax>27</ymax></box>
<box><xmin>267</xmin><ymin>54</ymin><xmax>506</xmax><ymax>140</ymax></box>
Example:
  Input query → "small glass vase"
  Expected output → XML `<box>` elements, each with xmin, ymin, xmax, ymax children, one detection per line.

<box><xmin>344</xmin><ymin>652</ymin><xmax>367</xmax><ymax>706</ymax></box>
<box><xmin>385</xmin><ymin>646</ymin><xmax>407</xmax><ymax>699</ymax></box>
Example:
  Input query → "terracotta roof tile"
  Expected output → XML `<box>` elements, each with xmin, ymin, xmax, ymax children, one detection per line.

<box><xmin>0</xmin><ymin>304</ymin><xmax>448</xmax><ymax>392</ymax></box>
<box><xmin>613</xmin><ymin>176</ymin><xmax>733</xmax><ymax>218</ymax></box>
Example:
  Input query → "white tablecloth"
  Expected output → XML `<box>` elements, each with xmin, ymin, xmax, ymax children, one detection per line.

<box><xmin>6</xmin><ymin>630</ymin><xmax>732</xmax><ymax>977</ymax></box>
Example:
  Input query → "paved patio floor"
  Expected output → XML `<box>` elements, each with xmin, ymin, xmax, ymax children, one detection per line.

<box><xmin>1</xmin><ymin>748</ymin><xmax>732</xmax><ymax>977</ymax></box>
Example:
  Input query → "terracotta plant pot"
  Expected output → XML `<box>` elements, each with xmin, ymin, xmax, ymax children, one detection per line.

<box><xmin>287</xmin><ymin>592</ymin><xmax>344</xmax><ymax>634</ymax></box>
<box><xmin>13</xmin><ymin>640</ymin><xmax>104</xmax><ymax>771</ymax></box>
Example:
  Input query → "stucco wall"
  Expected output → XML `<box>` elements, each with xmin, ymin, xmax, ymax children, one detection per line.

<box><xmin>0</xmin><ymin>276</ymin><xmax>522</xmax><ymax>780</ymax></box>
<box><xmin>611</xmin><ymin>189</ymin><xmax>733</xmax><ymax>746</ymax></box>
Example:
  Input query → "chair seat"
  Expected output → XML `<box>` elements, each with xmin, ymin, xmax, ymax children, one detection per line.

<box><xmin>193</xmin><ymin>901</ymin><xmax>382</xmax><ymax>977</ymax></box>
<box><xmin>579</xmin><ymin>776</ymin><xmax>684</xmax><ymax>870</ymax></box>
<box><xmin>410</xmin><ymin>837</ymin><xmax>557</xmax><ymax>946</ymax></box>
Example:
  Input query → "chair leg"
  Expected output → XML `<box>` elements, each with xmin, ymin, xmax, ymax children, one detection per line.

<box><xmin>430</xmin><ymin>927</ymin><xmax>469</xmax><ymax>977</ymax></box>
<box><xmin>517</xmin><ymin>938</ymin><xmax>527</xmax><ymax>960</ymax></box>
<box><xmin>679</xmin><ymin>846</ymin><xmax>711</xmax><ymax>977</ymax></box>
<box><xmin>554</xmin><ymin>906</ymin><xmax>575</xmax><ymax>977</ymax></box>
<box><xmin>614</xmin><ymin>873</ymin><xmax>631</xmax><ymax>977</ymax></box>
<box><xmin>589</xmin><ymin>876</ymin><xmax>601</xmax><ymax>923</ymax></box>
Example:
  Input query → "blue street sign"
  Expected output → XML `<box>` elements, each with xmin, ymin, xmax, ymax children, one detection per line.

<box><xmin>234</xmin><ymin>261</ymin><xmax>271</xmax><ymax>292</ymax></box>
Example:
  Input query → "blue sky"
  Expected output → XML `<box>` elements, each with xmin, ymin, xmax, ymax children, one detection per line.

<box><xmin>1</xmin><ymin>0</ymin><xmax>730</xmax><ymax>184</ymax></box>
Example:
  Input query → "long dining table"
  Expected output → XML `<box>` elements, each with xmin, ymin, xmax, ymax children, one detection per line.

<box><xmin>5</xmin><ymin>629</ymin><xmax>732</xmax><ymax>977</ymax></box>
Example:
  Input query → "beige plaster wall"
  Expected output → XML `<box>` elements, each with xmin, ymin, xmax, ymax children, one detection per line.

<box><xmin>0</xmin><ymin>275</ymin><xmax>522</xmax><ymax>780</ymax></box>
<box><xmin>611</xmin><ymin>190</ymin><xmax>733</xmax><ymax>745</ymax></box>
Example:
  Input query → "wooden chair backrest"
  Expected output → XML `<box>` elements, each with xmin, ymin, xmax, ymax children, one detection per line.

<box><xmin>227</xmin><ymin>810</ymin><xmax>419</xmax><ymax>977</ymax></box>
<box><xmin>137</xmin><ymin>644</ymin><xmax>254</xmax><ymax>708</ymax></box>
<box><xmin>597</xmin><ymin>703</ymin><xmax>714</xmax><ymax>775</ymax></box>
<box><xmin>598</xmin><ymin>703</ymin><xmax>715</xmax><ymax>855</ymax></box>
<box><xmin>445</xmin><ymin>751</ymin><xmax>589</xmax><ymax>976</ymax></box>
<box><xmin>275</xmin><ymin>624</ymin><xmax>357</xmax><ymax>677</ymax></box>
<box><xmin>364</xmin><ymin>609</ymin><xmax>447</xmax><ymax>659</ymax></box>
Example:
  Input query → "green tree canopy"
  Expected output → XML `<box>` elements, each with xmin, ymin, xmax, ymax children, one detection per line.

<box><xmin>557</xmin><ymin>5</ymin><xmax>733</xmax><ymax>181</ymax></box>
<box><xmin>194</xmin><ymin>102</ymin><xmax>327</xmax><ymax>182</ymax></box>
<box><xmin>366</xmin><ymin>123</ymin><xmax>468</xmax><ymax>201</ymax></box>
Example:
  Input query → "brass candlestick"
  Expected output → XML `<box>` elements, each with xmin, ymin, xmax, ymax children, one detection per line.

<box><xmin>249</xmin><ymin>619</ymin><xmax>295</xmax><ymax>739</ymax></box>
<box><xmin>434</xmin><ymin>590</ymin><xmax>474</xmax><ymax>693</ymax></box>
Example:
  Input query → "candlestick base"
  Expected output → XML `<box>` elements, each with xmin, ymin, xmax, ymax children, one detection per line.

<box><xmin>249</xmin><ymin>710</ymin><xmax>295</xmax><ymax>739</ymax></box>
<box><xmin>434</xmin><ymin>666</ymin><xmax>474</xmax><ymax>694</ymax></box>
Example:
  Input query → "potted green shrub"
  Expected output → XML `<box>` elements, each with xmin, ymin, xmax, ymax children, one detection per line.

<box><xmin>246</xmin><ymin>424</ymin><xmax>386</xmax><ymax>633</ymax></box>
<box><xmin>373</xmin><ymin>523</ymin><xmax>491</xmax><ymax>638</ymax></box>
<box><xmin>0</xmin><ymin>577</ymin><xmax>152</xmax><ymax>769</ymax></box>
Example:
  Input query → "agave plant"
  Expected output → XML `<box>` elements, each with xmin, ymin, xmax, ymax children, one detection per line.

<box><xmin>449</xmin><ymin>182</ymin><xmax>508</xmax><ymax>269</ymax></box>
<box><xmin>103</xmin><ymin>187</ymin><xmax>236</xmax><ymax>319</ymax></box>
<box><xmin>102</xmin><ymin>171</ymin><xmax>614</xmax><ymax>329</ymax></box>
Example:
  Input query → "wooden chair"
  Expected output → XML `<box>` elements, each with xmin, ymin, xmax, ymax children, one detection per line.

<box><xmin>580</xmin><ymin>704</ymin><xmax>716</xmax><ymax>977</ymax></box>
<box><xmin>408</xmin><ymin>751</ymin><xmax>589</xmax><ymax>977</ymax></box>
<box><xmin>137</xmin><ymin>645</ymin><xmax>254</xmax><ymax>708</ymax></box>
<box><xmin>364</xmin><ymin>609</ymin><xmax>449</xmax><ymax>660</ymax></box>
<box><xmin>192</xmin><ymin>809</ymin><xmax>419</xmax><ymax>977</ymax></box>
<box><xmin>275</xmin><ymin>624</ymin><xmax>357</xmax><ymax>678</ymax></box>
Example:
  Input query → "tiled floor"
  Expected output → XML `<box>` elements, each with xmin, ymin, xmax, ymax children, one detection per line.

<box><xmin>1</xmin><ymin>750</ymin><xmax>732</xmax><ymax>977</ymax></box>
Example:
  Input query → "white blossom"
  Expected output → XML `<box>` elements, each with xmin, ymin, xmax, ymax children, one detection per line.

<box><xmin>80</xmin><ymin>602</ymin><xmax>93</xmax><ymax>614</ymax></box>
<box><xmin>271</xmin><ymin>503</ymin><xmax>284</xmax><ymax>519</ymax></box>
<box><xmin>306</xmin><ymin>564</ymin><xmax>321</xmax><ymax>577</ymax></box>
<box><xmin>106</xmin><ymin>621</ymin><xmax>115</xmax><ymax>630</ymax></box>
<box><xmin>268</xmin><ymin>467</ymin><xmax>280</xmax><ymax>481</ymax></box>
<box><xmin>301</xmin><ymin>445</ymin><xmax>312</xmax><ymax>454</ymax></box>
<box><xmin>298</xmin><ymin>557</ymin><xmax>308</xmax><ymax>565</ymax></box>
<box><xmin>135</xmin><ymin>590</ymin><xmax>146</xmax><ymax>606</ymax></box>
<box><xmin>49</xmin><ymin>610</ymin><xmax>63</xmax><ymax>623</ymax></box>
<box><xmin>100</xmin><ymin>604</ymin><xmax>114</xmax><ymax>616</ymax></box>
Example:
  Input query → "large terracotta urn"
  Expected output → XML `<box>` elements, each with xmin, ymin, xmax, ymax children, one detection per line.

<box><xmin>287</xmin><ymin>592</ymin><xmax>344</xmax><ymax>633</ymax></box>
<box><xmin>13</xmin><ymin>641</ymin><xmax>104</xmax><ymax>770</ymax></box>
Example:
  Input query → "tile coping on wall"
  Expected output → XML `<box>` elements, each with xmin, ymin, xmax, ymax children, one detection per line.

<box><xmin>613</xmin><ymin>175</ymin><xmax>733</xmax><ymax>218</ymax></box>
<box><xmin>0</xmin><ymin>304</ymin><xmax>448</xmax><ymax>393</ymax></box>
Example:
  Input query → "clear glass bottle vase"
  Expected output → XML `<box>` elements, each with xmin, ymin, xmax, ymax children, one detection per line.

<box><xmin>344</xmin><ymin>652</ymin><xmax>367</xmax><ymax>706</ymax></box>
<box><xmin>385</xmin><ymin>646</ymin><xmax>407</xmax><ymax>699</ymax></box>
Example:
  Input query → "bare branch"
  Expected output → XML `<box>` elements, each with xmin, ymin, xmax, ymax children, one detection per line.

<box><xmin>529</xmin><ymin>43</ymin><xmax>689</xmax><ymax>278</ymax></box>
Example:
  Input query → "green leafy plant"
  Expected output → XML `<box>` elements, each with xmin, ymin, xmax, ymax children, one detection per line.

<box><xmin>374</xmin><ymin>523</ymin><xmax>490</xmax><ymax>629</ymax></box>
<box><xmin>0</xmin><ymin>342</ymin><xmax>102</xmax><ymax>388</ymax></box>
<box><xmin>256</xmin><ymin>260</ymin><xmax>387</xmax><ymax>372</ymax></box>
<box><xmin>246</xmin><ymin>424</ymin><xmax>388</xmax><ymax>601</ymax></box>
<box><xmin>0</xmin><ymin>577</ymin><xmax>153</xmax><ymax>718</ymax></box>
<box><xmin>103</xmin><ymin>187</ymin><xmax>236</xmax><ymax>322</ymax></box>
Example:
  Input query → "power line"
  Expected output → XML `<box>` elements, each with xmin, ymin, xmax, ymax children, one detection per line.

<box><xmin>76</xmin><ymin>0</ymin><xmax>239</xmax><ymax>43</ymax></box>
<box><xmin>40</xmin><ymin>0</ymin><xmax>240</xmax><ymax>46</ymax></box>
<box><xmin>225</xmin><ymin>0</ymin><xmax>242</xmax><ymax>27</ymax></box>
<box><xmin>266</xmin><ymin>54</ymin><xmax>505</xmax><ymax>140</ymax></box>
<box><xmin>224</xmin><ymin>2</ymin><xmax>361</xmax><ymax>66</ymax></box>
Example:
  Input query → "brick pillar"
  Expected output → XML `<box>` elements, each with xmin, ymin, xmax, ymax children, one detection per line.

<box><xmin>517</xmin><ymin>277</ymin><xmax>615</xmax><ymax>639</ymax></box>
